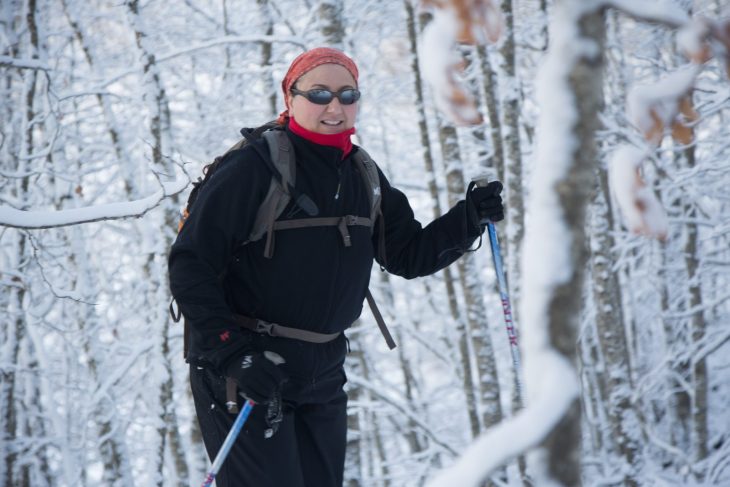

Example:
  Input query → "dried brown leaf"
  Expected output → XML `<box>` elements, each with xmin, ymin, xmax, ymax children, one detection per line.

<box><xmin>671</xmin><ymin>120</ymin><xmax>694</xmax><ymax>145</ymax></box>
<box><xmin>678</xmin><ymin>94</ymin><xmax>698</xmax><ymax>122</ymax></box>
<box><xmin>449</xmin><ymin>0</ymin><xmax>503</xmax><ymax>44</ymax></box>
<box><xmin>671</xmin><ymin>95</ymin><xmax>697</xmax><ymax>144</ymax></box>
<box><xmin>645</xmin><ymin>109</ymin><xmax>664</xmax><ymax>145</ymax></box>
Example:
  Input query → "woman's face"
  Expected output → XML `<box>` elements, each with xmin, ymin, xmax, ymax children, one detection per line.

<box><xmin>287</xmin><ymin>63</ymin><xmax>358</xmax><ymax>134</ymax></box>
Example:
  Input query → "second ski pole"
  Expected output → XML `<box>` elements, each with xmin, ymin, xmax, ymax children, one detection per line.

<box><xmin>200</xmin><ymin>399</ymin><xmax>255</xmax><ymax>487</ymax></box>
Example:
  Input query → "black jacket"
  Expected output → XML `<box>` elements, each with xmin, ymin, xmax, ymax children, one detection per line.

<box><xmin>168</xmin><ymin>127</ymin><xmax>481</xmax><ymax>369</ymax></box>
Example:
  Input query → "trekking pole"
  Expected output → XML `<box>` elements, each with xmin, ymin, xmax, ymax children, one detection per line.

<box><xmin>200</xmin><ymin>399</ymin><xmax>255</xmax><ymax>487</ymax></box>
<box><xmin>486</xmin><ymin>221</ymin><xmax>523</xmax><ymax>401</ymax></box>
<box><xmin>473</xmin><ymin>178</ymin><xmax>523</xmax><ymax>403</ymax></box>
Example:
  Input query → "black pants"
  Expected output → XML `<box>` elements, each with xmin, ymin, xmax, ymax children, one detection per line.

<box><xmin>190</xmin><ymin>332</ymin><xmax>348</xmax><ymax>487</ymax></box>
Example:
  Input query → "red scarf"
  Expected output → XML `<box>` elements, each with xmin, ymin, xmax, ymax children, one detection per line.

<box><xmin>289</xmin><ymin>117</ymin><xmax>355</xmax><ymax>159</ymax></box>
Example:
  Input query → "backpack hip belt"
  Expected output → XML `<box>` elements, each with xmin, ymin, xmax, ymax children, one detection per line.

<box><xmin>233</xmin><ymin>314</ymin><xmax>341</xmax><ymax>343</ymax></box>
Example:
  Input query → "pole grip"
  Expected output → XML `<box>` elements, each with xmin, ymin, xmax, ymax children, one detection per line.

<box><xmin>471</xmin><ymin>175</ymin><xmax>490</xmax><ymax>188</ymax></box>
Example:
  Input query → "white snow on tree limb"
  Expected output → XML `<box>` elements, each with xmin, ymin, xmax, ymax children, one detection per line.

<box><xmin>626</xmin><ymin>64</ymin><xmax>700</xmax><ymax>142</ymax></box>
<box><xmin>676</xmin><ymin>19</ymin><xmax>711</xmax><ymax>62</ymax></box>
<box><xmin>425</xmin><ymin>354</ymin><xmax>576</xmax><ymax>487</ymax></box>
<box><xmin>0</xmin><ymin>178</ymin><xmax>188</xmax><ymax>229</ymax></box>
<box><xmin>608</xmin><ymin>145</ymin><xmax>668</xmax><ymax>240</ymax></box>
<box><xmin>419</xmin><ymin>8</ymin><xmax>483</xmax><ymax>125</ymax></box>
<box><xmin>426</xmin><ymin>1</ymin><xmax>594</xmax><ymax>485</ymax></box>
<box><xmin>0</xmin><ymin>55</ymin><xmax>51</xmax><ymax>71</ymax></box>
<box><xmin>603</xmin><ymin>0</ymin><xmax>689</xmax><ymax>28</ymax></box>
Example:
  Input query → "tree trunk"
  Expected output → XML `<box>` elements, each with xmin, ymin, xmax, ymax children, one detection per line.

<box><xmin>527</xmin><ymin>3</ymin><xmax>606</xmax><ymax>484</ymax></box>
<box><xmin>317</xmin><ymin>0</ymin><xmax>344</xmax><ymax>47</ymax></box>
<box><xmin>61</xmin><ymin>0</ymin><xmax>139</xmax><ymax>197</ymax></box>
<box><xmin>126</xmin><ymin>3</ymin><xmax>188</xmax><ymax>484</ymax></box>
<box><xmin>589</xmin><ymin>166</ymin><xmax>643</xmax><ymax>485</ymax></box>
<box><xmin>682</xmin><ymin>144</ymin><xmax>708</xmax><ymax>469</ymax></box>
<box><xmin>405</xmin><ymin>2</ymin><xmax>463</xmax><ymax>329</ymax></box>
<box><xmin>499</xmin><ymin>0</ymin><xmax>525</xmax><ymax>327</ymax></box>
<box><xmin>257</xmin><ymin>0</ymin><xmax>278</xmax><ymax>117</ymax></box>
<box><xmin>2</xmin><ymin>2</ymin><xmax>35</xmax><ymax>483</ymax></box>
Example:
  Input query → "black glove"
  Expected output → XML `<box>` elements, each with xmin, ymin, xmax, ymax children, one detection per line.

<box><xmin>467</xmin><ymin>180</ymin><xmax>504</xmax><ymax>225</ymax></box>
<box><xmin>225</xmin><ymin>351</ymin><xmax>288</xmax><ymax>405</ymax></box>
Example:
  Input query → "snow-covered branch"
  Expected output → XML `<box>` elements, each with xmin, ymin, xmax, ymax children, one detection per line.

<box><xmin>101</xmin><ymin>35</ymin><xmax>307</xmax><ymax>88</ymax></box>
<box><xmin>347</xmin><ymin>374</ymin><xmax>459</xmax><ymax>456</ymax></box>
<box><xmin>0</xmin><ymin>178</ymin><xmax>188</xmax><ymax>229</ymax></box>
<box><xmin>608</xmin><ymin>10</ymin><xmax>730</xmax><ymax>240</ymax></box>
<box><xmin>425</xmin><ymin>354</ymin><xmax>577</xmax><ymax>486</ymax></box>
<box><xmin>0</xmin><ymin>55</ymin><xmax>51</xmax><ymax>71</ymax></box>
<box><xmin>603</xmin><ymin>0</ymin><xmax>689</xmax><ymax>29</ymax></box>
<box><xmin>608</xmin><ymin>146</ymin><xmax>668</xmax><ymax>240</ymax></box>
<box><xmin>419</xmin><ymin>0</ymin><xmax>504</xmax><ymax>125</ymax></box>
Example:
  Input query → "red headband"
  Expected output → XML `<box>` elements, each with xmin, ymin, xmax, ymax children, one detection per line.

<box><xmin>276</xmin><ymin>47</ymin><xmax>359</xmax><ymax>125</ymax></box>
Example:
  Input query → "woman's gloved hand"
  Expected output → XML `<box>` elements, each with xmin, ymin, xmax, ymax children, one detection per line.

<box><xmin>467</xmin><ymin>180</ymin><xmax>505</xmax><ymax>226</ymax></box>
<box><xmin>225</xmin><ymin>351</ymin><xmax>287</xmax><ymax>405</ymax></box>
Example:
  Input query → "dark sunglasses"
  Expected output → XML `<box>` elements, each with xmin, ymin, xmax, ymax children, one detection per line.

<box><xmin>290</xmin><ymin>87</ymin><xmax>361</xmax><ymax>105</ymax></box>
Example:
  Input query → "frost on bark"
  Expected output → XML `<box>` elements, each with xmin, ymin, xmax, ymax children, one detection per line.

<box><xmin>61</xmin><ymin>0</ymin><xmax>138</xmax><ymax>197</ymax></box>
<box><xmin>257</xmin><ymin>0</ymin><xmax>278</xmax><ymax>117</ymax></box>
<box><xmin>2</xmin><ymin>2</ymin><xmax>38</xmax><ymax>485</ymax></box>
<box><xmin>345</xmin><ymin>338</ymin><xmax>391</xmax><ymax>487</ymax></box>
<box><xmin>440</xmin><ymin>121</ymin><xmax>504</xmax><ymax>438</ymax></box>
<box><xmin>406</xmin><ymin>2</ymin><xmax>462</xmax><ymax>325</ymax></box>
<box><xmin>535</xmin><ymin>4</ymin><xmax>606</xmax><ymax>485</ymax></box>
<box><xmin>681</xmin><ymin>144</ymin><xmax>708</xmax><ymax>465</ymax></box>
<box><xmin>317</xmin><ymin>0</ymin><xmax>345</xmax><ymax>47</ymax></box>
<box><xmin>589</xmin><ymin>165</ymin><xmax>644</xmax><ymax>485</ymax></box>
<box><xmin>499</xmin><ymin>0</ymin><xmax>525</xmax><ymax>322</ymax></box>
<box><xmin>126</xmin><ymin>2</ymin><xmax>188</xmax><ymax>485</ymax></box>
<box><xmin>660</xmin><ymin>142</ymin><xmax>708</xmax><ymax>472</ymax></box>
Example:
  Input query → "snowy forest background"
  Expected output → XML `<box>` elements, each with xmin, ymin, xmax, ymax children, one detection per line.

<box><xmin>2</xmin><ymin>0</ymin><xmax>730</xmax><ymax>486</ymax></box>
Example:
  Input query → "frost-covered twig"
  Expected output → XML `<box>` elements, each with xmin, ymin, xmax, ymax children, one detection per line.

<box><xmin>602</xmin><ymin>0</ymin><xmax>689</xmax><ymax>29</ymax></box>
<box><xmin>347</xmin><ymin>374</ymin><xmax>459</xmax><ymax>456</ymax></box>
<box><xmin>100</xmin><ymin>35</ymin><xmax>306</xmax><ymax>89</ymax></box>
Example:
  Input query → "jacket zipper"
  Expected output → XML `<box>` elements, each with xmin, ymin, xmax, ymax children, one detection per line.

<box><xmin>334</xmin><ymin>166</ymin><xmax>342</xmax><ymax>200</ymax></box>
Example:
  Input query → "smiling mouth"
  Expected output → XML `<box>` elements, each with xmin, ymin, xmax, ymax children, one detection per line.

<box><xmin>321</xmin><ymin>120</ymin><xmax>343</xmax><ymax>126</ymax></box>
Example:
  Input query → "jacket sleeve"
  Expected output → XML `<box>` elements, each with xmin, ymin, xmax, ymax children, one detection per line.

<box><xmin>168</xmin><ymin>147</ymin><xmax>269</xmax><ymax>369</ymax></box>
<box><xmin>373</xmin><ymin>167</ymin><xmax>483</xmax><ymax>279</ymax></box>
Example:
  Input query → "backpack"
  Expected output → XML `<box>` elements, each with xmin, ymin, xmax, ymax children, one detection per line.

<box><xmin>171</xmin><ymin>122</ymin><xmax>395</xmax><ymax>356</ymax></box>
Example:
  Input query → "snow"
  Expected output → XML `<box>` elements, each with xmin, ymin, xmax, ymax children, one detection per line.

<box><xmin>676</xmin><ymin>19</ymin><xmax>710</xmax><ymax>62</ymax></box>
<box><xmin>626</xmin><ymin>64</ymin><xmax>701</xmax><ymax>141</ymax></box>
<box><xmin>0</xmin><ymin>178</ymin><xmax>188</xmax><ymax>229</ymax></box>
<box><xmin>608</xmin><ymin>146</ymin><xmax>669</xmax><ymax>239</ymax></box>
<box><xmin>604</xmin><ymin>0</ymin><xmax>690</xmax><ymax>27</ymax></box>
<box><xmin>0</xmin><ymin>55</ymin><xmax>51</xmax><ymax>70</ymax></box>
<box><xmin>419</xmin><ymin>7</ymin><xmax>483</xmax><ymax>125</ymax></box>
<box><xmin>425</xmin><ymin>353</ymin><xmax>576</xmax><ymax>487</ymax></box>
<box><xmin>427</xmin><ymin>1</ymin><xmax>598</xmax><ymax>484</ymax></box>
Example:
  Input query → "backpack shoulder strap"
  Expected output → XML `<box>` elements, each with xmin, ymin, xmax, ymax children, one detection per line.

<box><xmin>351</xmin><ymin>149</ymin><xmax>396</xmax><ymax>350</ymax></box>
<box><xmin>247</xmin><ymin>130</ymin><xmax>296</xmax><ymax>257</ymax></box>
<box><xmin>352</xmin><ymin>147</ymin><xmax>387</xmax><ymax>268</ymax></box>
<box><xmin>351</xmin><ymin>147</ymin><xmax>381</xmax><ymax>225</ymax></box>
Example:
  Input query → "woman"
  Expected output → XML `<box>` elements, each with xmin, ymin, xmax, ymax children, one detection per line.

<box><xmin>168</xmin><ymin>47</ymin><xmax>503</xmax><ymax>487</ymax></box>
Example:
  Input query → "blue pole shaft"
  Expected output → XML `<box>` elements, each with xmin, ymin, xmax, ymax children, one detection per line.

<box><xmin>486</xmin><ymin>222</ymin><xmax>523</xmax><ymax>401</ymax></box>
<box><xmin>201</xmin><ymin>400</ymin><xmax>255</xmax><ymax>487</ymax></box>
